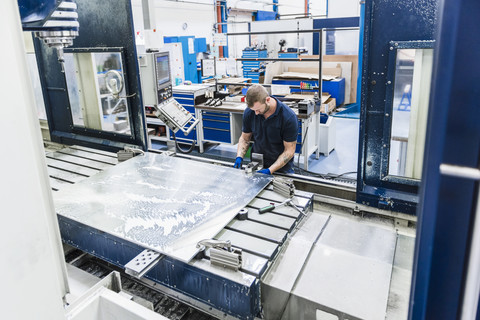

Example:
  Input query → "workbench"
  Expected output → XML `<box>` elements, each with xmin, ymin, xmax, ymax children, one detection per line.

<box><xmin>195</xmin><ymin>101</ymin><xmax>320</xmax><ymax>170</ymax></box>
<box><xmin>195</xmin><ymin>101</ymin><xmax>244</xmax><ymax>147</ymax></box>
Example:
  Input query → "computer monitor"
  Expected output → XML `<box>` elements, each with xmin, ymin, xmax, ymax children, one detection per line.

<box><xmin>153</xmin><ymin>52</ymin><xmax>173</xmax><ymax>104</ymax></box>
<box><xmin>154</xmin><ymin>52</ymin><xmax>170</xmax><ymax>89</ymax></box>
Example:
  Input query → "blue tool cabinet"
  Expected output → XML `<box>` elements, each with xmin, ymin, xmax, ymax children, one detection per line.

<box><xmin>199</xmin><ymin>109</ymin><xmax>243</xmax><ymax>145</ymax></box>
<box><xmin>242</xmin><ymin>49</ymin><xmax>267</xmax><ymax>83</ymax></box>
<box><xmin>202</xmin><ymin>111</ymin><xmax>232</xmax><ymax>143</ymax></box>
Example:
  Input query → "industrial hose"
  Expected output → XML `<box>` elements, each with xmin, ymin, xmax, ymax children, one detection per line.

<box><xmin>171</xmin><ymin>131</ymin><xmax>196</xmax><ymax>154</ymax></box>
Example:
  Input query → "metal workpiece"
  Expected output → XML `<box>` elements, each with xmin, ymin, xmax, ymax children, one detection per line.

<box><xmin>54</xmin><ymin>153</ymin><xmax>271</xmax><ymax>263</ymax></box>
<box><xmin>125</xmin><ymin>249</ymin><xmax>163</xmax><ymax>279</ymax></box>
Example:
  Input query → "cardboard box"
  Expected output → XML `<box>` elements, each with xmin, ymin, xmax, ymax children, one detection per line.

<box><xmin>321</xmin><ymin>97</ymin><xmax>336</xmax><ymax>114</ymax></box>
<box><xmin>302</xmin><ymin>55</ymin><xmax>358</xmax><ymax>104</ymax></box>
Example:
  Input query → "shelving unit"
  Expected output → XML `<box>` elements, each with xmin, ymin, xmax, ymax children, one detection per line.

<box><xmin>145</xmin><ymin>111</ymin><xmax>169</xmax><ymax>148</ymax></box>
<box><xmin>241</xmin><ymin>49</ymin><xmax>267</xmax><ymax>83</ymax></box>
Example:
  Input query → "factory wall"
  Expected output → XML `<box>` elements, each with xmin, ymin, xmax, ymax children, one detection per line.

<box><xmin>131</xmin><ymin>0</ymin><xmax>216</xmax><ymax>48</ymax></box>
<box><xmin>326</xmin><ymin>0</ymin><xmax>360</xmax><ymax>55</ymax></box>
<box><xmin>130</xmin><ymin>0</ymin><xmax>359</xmax><ymax>70</ymax></box>
<box><xmin>131</xmin><ymin>0</ymin><xmax>331</xmax><ymax>51</ymax></box>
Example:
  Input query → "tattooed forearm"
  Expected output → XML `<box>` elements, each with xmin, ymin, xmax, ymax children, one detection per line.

<box><xmin>236</xmin><ymin>133</ymin><xmax>251</xmax><ymax>158</ymax></box>
<box><xmin>268</xmin><ymin>141</ymin><xmax>296</xmax><ymax>174</ymax></box>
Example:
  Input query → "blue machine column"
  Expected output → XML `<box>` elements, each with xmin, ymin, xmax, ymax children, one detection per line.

<box><xmin>409</xmin><ymin>0</ymin><xmax>480</xmax><ymax>318</ymax></box>
<box><xmin>216</xmin><ymin>0</ymin><xmax>228</xmax><ymax>58</ymax></box>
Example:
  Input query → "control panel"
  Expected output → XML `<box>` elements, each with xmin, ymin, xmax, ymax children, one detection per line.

<box><xmin>157</xmin><ymin>85</ymin><xmax>172</xmax><ymax>104</ymax></box>
<box><xmin>139</xmin><ymin>51</ymin><xmax>173</xmax><ymax>106</ymax></box>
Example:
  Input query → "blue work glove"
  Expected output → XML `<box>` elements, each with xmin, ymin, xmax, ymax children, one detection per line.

<box><xmin>233</xmin><ymin>157</ymin><xmax>243</xmax><ymax>168</ymax></box>
<box><xmin>257</xmin><ymin>168</ymin><xmax>271</xmax><ymax>175</ymax></box>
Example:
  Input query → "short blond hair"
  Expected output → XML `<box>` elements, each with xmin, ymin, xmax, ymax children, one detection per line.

<box><xmin>246</xmin><ymin>85</ymin><xmax>269</xmax><ymax>108</ymax></box>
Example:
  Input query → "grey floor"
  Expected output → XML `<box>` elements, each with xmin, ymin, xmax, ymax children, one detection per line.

<box><xmin>152</xmin><ymin>117</ymin><xmax>360</xmax><ymax>179</ymax></box>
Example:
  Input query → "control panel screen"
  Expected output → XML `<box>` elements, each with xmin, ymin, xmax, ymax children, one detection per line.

<box><xmin>155</xmin><ymin>54</ymin><xmax>170</xmax><ymax>88</ymax></box>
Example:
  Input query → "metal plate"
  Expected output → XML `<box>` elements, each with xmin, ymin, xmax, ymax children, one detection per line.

<box><xmin>53</xmin><ymin>153</ymin><xmax>271</xmax><ymax>263</ymax></box>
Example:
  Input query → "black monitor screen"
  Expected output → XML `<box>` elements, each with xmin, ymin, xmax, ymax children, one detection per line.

<box><xmin>155</xmin><ymin>54</ymin><xmax>170</xmax><ymax>87</ymax></box>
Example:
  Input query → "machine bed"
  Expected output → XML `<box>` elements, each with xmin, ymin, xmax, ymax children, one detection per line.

<box><xmin>45</xmin><ymin>145</ymin><xmax>404</xmax><ymax>320</ymax></box>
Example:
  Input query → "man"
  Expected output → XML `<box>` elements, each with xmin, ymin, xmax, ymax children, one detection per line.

<box><xmin>233</xmin><ymin>85</ymin><xmax>298</xmax><ymax>174</ymax></box>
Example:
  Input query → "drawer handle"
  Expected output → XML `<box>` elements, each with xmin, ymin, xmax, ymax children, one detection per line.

<box><xmin>204</xmin><ymin>119</ymin><xmax>229</xmax><ymax>123</ymax></box>
<box><xmin>204</xmin><ymin>127</ymin><xmax>229</xmax><ymax>132</ymax></box>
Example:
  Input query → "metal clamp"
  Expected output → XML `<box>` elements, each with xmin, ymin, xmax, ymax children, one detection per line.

<box><xmin>197</xmin><ymin>239</ymin><xmax>232</xmax><ymax>251</ymax></box>
<box><xmin>245</xmin><ymin>161</ymin><xmax>260</xmax><ymax>174</ymax></box>
<box><xmin>273</xmin><ymin>177</ymin><xmax>296</xmax><ymax>198</ymax></box>
<box><xmin>197</xmin><ymin>239</ymin><xmax>242</xmax><ymax>271</ymax></box>
<box><xmin>125</xmin><ymin>249</ymin><xmax>163</xmax><ymax>279</ymax></box>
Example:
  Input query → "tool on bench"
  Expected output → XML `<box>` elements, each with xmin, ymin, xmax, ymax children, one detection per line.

<box><xmin>259</xmin><ymin>198</ymin><xmax>304</xmax><ymax>215</ymax></box>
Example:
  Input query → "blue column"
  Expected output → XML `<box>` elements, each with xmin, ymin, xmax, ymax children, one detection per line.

<box><xmin>409</xmin><ymin>0</ymin><xmax>480</xmax><ymax>318</ymax></box>
<box><xmin>219</xmin><ymin>1</ymin><xmax>228</xmax><ymax>58</ymax></box>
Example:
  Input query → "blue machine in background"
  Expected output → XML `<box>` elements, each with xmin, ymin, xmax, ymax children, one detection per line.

<box><xmin>164</xmin><ymin>36</ymin><xmax>208</xmax><ymax>83</ymax></box>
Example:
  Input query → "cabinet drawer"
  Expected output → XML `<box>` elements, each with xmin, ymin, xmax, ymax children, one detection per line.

<box><xmin>202</xmin><ymin>111</ymin><xmax>230</xmax><ymax>121</ymax></box>
<box><xmin>203</xmin><ymin>127</ymin><xmax>231</xmax><ymax>143</ymax></box>
<box><xmin>174</xmin><ymin>98</ymin><xmax>195</xmax><ymax>107</ymax></box>
<box><xmin>173</xmin><ymin>93</ymin><xmax>195</xmax><ymax>100</ymax></box>
<box><xmin>203</xmin><ymin>119</ymin><xmax>230</xmax><ymax>130</ymax></box>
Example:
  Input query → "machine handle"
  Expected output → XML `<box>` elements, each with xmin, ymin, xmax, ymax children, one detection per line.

<box><xmin>259</xmin><ymin>204</ymin><xmax>275</xmax><ymax>214</ymax></box>
<box><xmin>182</xmin><ymin>118</ymin><xmax>200</xmax><ymax>136</ymax></box>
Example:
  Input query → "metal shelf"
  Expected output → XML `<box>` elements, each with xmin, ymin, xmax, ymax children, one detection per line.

<box><xmin>146</xmin><ymin>117</ymin><xmax>165</xmax><ymax>126</ymax></box>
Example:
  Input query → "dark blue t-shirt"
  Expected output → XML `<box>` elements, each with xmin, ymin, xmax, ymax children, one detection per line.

<box><xmin>242</xmin><ymin>97</ymin><xmax>298</xmax><ymax>173</ymax></box>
